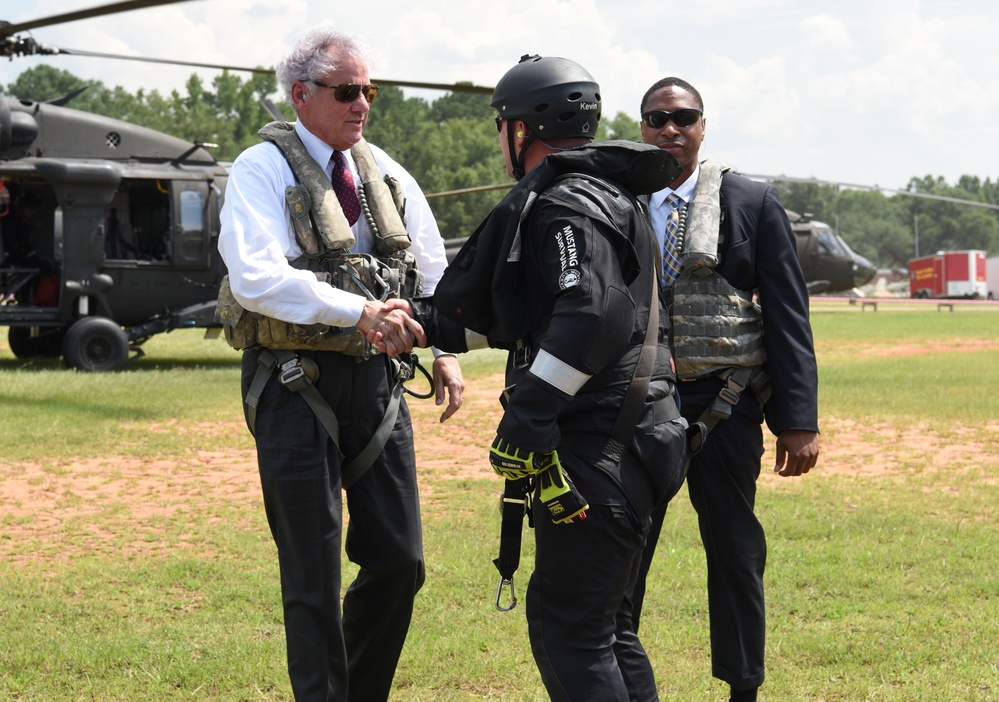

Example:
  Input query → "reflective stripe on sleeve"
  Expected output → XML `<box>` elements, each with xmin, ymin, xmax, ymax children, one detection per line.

<box><xmin>465</xmin><ymin>329</ymin><xmax>490</xmax><ymax>350</ymax></box>
<box><xmin>529</xmin><ymin>349</ymin><xmax>591</xmax><ymax>397</ymax></box>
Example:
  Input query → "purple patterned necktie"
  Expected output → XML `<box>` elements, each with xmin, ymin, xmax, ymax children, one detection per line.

<box><xmin>330</xmin><ymin>150</ymin><xmax>361</xmax><ymax>226</ymax></box>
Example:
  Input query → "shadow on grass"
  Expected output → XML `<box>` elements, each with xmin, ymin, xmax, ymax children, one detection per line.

<box><xmin>0</xmin><ymin>354</ymin><xmax>242</xmax><ymax>373</ymax></box>
<box><xmin>0</xmin><ymin>391</ymin><xmax>166</xmax><ymax>421</ymax></box>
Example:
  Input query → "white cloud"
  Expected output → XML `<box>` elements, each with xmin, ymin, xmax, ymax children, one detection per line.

<box><xmin>801</xmin><ymin>14</ymin><xmax>852</xmax><ymax>52</ymax></box>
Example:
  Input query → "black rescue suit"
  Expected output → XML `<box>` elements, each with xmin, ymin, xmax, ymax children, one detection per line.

<box><xmin>425</xmin><ymin>142</ymin><xmax>690</xmax><ymax>701</ymax></box>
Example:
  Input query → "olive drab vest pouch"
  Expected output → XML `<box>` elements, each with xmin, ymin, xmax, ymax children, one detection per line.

<box><xmin>351</xmin><ymin>140</ymin><xmax>411</xmax><ymax>252</ymax></box>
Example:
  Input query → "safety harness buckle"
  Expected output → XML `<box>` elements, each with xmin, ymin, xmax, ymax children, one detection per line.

<box><xmin>513</xmin><ymin>340</ymin><xmax>531</xmax><ymax>370</ymax></box>
<box><xmin>278</xmin><ymin>357</ymin><xmax>314</xmax><ymax>393</ymax></box>
<box><xmin>720</xmin><ymin>372</ymin><xmax>747</xmax><ymax>401</ymax></box>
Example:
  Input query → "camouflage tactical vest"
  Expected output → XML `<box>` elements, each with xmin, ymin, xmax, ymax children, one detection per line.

<box><xmin>671</xmin><ymin>160</ymin><xmax>766</xmax><ymax>379</ymax></box>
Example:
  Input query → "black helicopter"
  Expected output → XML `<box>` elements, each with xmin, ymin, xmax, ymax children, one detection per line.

<box><xmin>785</xmin><ymin>209</ymin><xmax>876</xmax><ymax>294</ymax></box>
<box><xmin>0</xmin><ymin>88</ymin><xmax>229</xmax><ymax>370</ymax></box>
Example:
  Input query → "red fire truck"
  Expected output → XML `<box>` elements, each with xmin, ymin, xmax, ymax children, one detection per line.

<box><xmin>908</xmin><ymin>250</ymin><xmax>987</xmax><ymax>299</ymax></box>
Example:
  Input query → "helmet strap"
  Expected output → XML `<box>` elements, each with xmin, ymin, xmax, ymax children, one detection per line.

<box><xmin>508</xmin><ymin>126</ymin><xmax>539</xmax><ymax>181</ymax></box>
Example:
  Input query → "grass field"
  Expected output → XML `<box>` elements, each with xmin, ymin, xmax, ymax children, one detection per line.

<box><xmin>1</xmin><ymin>301</ymin><xmax>998</xmax><ymax>701</ymax></box>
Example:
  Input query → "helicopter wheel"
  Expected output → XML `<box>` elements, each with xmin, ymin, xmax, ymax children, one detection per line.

<box><xmin>8</xmin><ymin>326</ymin><xmax>66</xmax><ymax>358</ymax></box>
<box><xmin>62</xmin><ymin>317</ymin><xmax>130</xmax><ymax>372</ymax></box>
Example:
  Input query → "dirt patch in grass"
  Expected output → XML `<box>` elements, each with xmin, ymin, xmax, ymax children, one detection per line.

<box><xmin>2</xmin><ymin>370</ymin><xmax>997</xmax><ymax>565</ymax></box>
<box><xmin>861</xmin><ymin>338</ymin><xmax>999</xmax><ymax>356</ymax></box>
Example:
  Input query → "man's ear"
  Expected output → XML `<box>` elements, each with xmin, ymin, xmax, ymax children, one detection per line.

<box><xmin>292</xmin><ymin>81</ymin><xmax>310</xmax><ymax>107</ymax></box>
<box><xmin>514</xmin><ymin>121</ymin><xmax>531</xmax><ymax>142</ymax></box>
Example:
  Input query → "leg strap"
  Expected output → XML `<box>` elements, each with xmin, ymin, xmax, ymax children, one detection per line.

<box><xmin>341</xmin><ymin>377</ymin><xmax>404</xmax><ymax>490</ymax></box>
<box><xmin>245</xmin><ymin>348</ymin><xmax>405</xmax><ymax>490</ymax></box>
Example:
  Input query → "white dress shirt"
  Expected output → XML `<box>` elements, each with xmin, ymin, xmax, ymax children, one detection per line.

<box><xmin>647</xmin><ymin>163</ymin><xmax>699</xmax><ymax>255</ymax></box>
<box><xmin>218</xmin><ymin>120</ymin><xmax>448</xmax><ymax>328</ymax></box>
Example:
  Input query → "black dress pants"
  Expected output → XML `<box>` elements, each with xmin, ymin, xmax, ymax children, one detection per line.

<box><xmin>242</xmin><ymin>349</ymin><xmax>425</xmax><ymax>702</ymax></box>
<box><xmin>635</xmin><ymin>381</ymin><xmax>767</xmax><ymax>692</ymax></box>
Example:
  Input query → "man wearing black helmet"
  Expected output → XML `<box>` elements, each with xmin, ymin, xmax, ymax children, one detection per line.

<box><xmin>378</xmin><ymin>55</ymin><xmax>691</xmax><ymax>700</ymax></box>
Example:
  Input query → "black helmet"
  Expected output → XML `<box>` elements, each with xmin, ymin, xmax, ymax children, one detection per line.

<box><xmin>490</xmin><ymin>54</ymin><xmax>601</xmax><ymax>140</ymax></box>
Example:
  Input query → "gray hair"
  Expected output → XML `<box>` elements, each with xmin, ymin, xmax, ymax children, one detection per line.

<box><xmin>276</xmin><ymin>26</ymin><xmax>374</xmax><ymax>103</ymax></box>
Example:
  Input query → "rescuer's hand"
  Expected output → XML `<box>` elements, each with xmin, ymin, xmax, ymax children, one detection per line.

<box><xmin>489</xmin><ymin>437</ymin><xmax>544</xmax><ymax>480</ymax></box>
<box><xmin>537</xmin><ymin>451</ymin><xmax>589</xmax><ymax>524</ymax></box>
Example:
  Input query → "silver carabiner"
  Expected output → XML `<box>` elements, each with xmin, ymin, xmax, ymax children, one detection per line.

<box><xmin>494</xmin><ymin>576</ymin><xmax>517</xmax><ymax>612</ymax></box>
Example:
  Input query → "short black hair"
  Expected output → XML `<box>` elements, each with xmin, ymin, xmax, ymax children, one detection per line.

<box><xmin>640</xmin><ymin>77</ymin><xmax>704</xmax><ymax>113</ymax></box>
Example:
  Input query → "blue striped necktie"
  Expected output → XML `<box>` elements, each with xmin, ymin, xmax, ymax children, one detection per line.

<box><xmin>662</xmin><ymin>193</ymin><xmax>683</xmax><ymax>285</ymax></box>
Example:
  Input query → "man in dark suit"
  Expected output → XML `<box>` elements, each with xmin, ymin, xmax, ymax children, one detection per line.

<box><xmin>632</xmin><ymin>76</ymin><xmax>820</xmax><ymax>702</ymax></box>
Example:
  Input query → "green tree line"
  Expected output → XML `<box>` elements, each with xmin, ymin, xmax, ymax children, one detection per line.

<box><xmin>6</xmin><ymin>65</ymin><xmax>999</xmax><ymax>265</ymax></box>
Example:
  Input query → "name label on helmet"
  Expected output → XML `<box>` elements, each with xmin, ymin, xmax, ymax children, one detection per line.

<box><xmin>580</xmin><ymin>102</ymin><xmax>599</xmax><ymax>111</ymax></box>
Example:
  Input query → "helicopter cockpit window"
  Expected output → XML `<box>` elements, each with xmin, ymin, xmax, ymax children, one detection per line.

<box><xmin>179</xmin><ymin>190</ymin><xmax>204</xmax><ymax>232</ymax></box>
<box><xmin>815</xmin><ymin>229</ymin><xmax>846</xmax><ymax>257</ymax></box>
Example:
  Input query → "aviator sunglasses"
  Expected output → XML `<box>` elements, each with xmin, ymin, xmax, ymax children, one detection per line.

<box><xmin>310</xmin><ymin>80</ymin><xmax>379</xmax><ymax>104</ymax></box>
<box><xmin>641</xmin><ymin>108</ymin><xmax>702</xmax><ymax>129</ymax></box>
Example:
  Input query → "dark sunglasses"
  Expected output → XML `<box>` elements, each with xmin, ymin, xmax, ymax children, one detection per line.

<box><xmin>494</xmin><ymin>115</ymin><xmax>504</xmax><ymax>132</ymax></box>
<box><xmin>310</xmin><ymin>80</ymin><xmax>379</xmax><ymax>104</ymax></box>
<box><xmin>641</xmin><ymin>108</ymin><xmax>702</xmax><ymax>129</ymax></box>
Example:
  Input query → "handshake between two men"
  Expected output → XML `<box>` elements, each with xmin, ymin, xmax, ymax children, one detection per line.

<box><xmin>357</xmin><ymin>297</ymin><xmax>465</xmax><ymax>424</ymax></box>
<box><xmin>360</xmin><ymin>297</ymin><xmax>588</xmax><ymax>525</ymax></box>
<box><xmin>354</xmin><ymin>297</ymin><xmax>427</xmax><ymax>358</ymax></box>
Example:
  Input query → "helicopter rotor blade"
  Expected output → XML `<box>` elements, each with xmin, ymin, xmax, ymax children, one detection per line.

<box><xmin>57</xmin><ymin>47</ymin><xmax>272</xmax><ymax>75</ymax></box>
<box><xmin>32</xmin><ymin>46</ymin><xmax>497</xmax><ymax>95</ymax></box>
<box><xmin>1</xmin><ymin>0</ymin><xmax>199</xmax><ymax>37</ymax></box>
<box><xmin>744</xmin><ymin>174</ymin><xmax>999</xmax><ymax>211</ymax></box>
<box><xmin>373</xmin><ymin>79</ymin><xmax>493</xmax><ymax>95</ymax></box>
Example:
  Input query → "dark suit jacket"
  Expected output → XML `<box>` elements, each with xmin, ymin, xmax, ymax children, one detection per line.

<box><xmin>712</xmin><ymin>171</ymin><xmax>819</xmax><ymax>436</ymax></box>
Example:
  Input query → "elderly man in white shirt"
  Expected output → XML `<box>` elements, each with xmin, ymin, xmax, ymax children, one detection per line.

<box><xmin>218</xmin><ymin>25</ymin><xmax>463</xmax><ymax>702</ymax></box>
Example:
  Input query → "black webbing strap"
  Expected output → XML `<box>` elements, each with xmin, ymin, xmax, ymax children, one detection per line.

<box><xmin>598</xmin><ymin>270</ymin><xmax>663</xmax><ymax>467</ymax></box>
<box><xmin>493</xmin><ymin>477</ymin><xmax>530</xmax><ymax>611</ymax></box>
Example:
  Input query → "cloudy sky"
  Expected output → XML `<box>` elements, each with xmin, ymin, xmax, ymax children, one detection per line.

<box><xmin>3</xmin><ymin>0</ymin><xmax>997</xmax><ymax>191</ymax></box>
